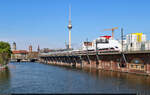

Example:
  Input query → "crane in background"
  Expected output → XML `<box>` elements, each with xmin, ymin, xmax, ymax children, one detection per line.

<box><xmin>103</xmin><ymin>27</ymin><xmax>118</xmax><ymax>40</ymax></box>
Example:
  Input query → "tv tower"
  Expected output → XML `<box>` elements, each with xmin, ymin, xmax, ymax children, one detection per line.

<box><xmin>68</xmin><ymin>5</ymin><xmax>72</xmax><ymax>49</ymax></box>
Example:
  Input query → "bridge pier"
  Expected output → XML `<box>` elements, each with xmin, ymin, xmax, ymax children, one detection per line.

<box><xmin>61</xmin><ymin>57</ymin><xmax>65</xmax><ymax>65</ymax></box>
<box><xmin>146</xmin><ymin>64</ymin><xmax>150</xmax><ymax>75</ymax></box>
<box><xmin>75</xmin><ymin>57</ymin><xmax>82</xmax><ymax>68</ymax></box>
<box><xmin>55</xmin><ymin>57</ymin><xmax>57</xmax><ymax>64</ymax></box>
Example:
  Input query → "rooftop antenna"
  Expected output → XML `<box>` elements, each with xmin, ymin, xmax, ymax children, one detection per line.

<box><xmin>69</xmin><ymin>4</ymin><xmax>71</xmax><ymax>24</ymax></box>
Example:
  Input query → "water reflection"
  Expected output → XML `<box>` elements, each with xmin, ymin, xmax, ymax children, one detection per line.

<box><xmin>0</xmin><ymin>63</ymin><xmax>150</xmax><ymax>94</ymax></box>
<box><xmin>52</xmin><ymin>65</ymin><xmax>150</xmax><ymax>89</ymax></box>
<box><xmin>82</xmin><ymin>68</ymin><xmax>150</xmax><ymax>94</ymax></box>
<box><xmin>51</xmin><ymin>65</ymin><xmax>150</xmax><ymax>94</ymax></box>
<box><xmin>0</xmin><ymin>67</ymin><xmax>11</xmax><ymax>92</ymax></box>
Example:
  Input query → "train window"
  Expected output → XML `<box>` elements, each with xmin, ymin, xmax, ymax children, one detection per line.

<box><xmin>105</xmin><ymin>39</ymin><xmax>109</xmax><ymax>43</ymax></box>
<box><xmin>141</xmin><ymin>65</ymin><xmax>144</xmax><ymax>69</ymax></box>
<box><xmin>131</xmin><ymin>64</ymin><xmax>133</xmax><ymax>68</ymax></box>
<box><xmin>110</xmin><ymin>48</ymin><xmax>114</xmax><ymax>49</ymax></box>
<box><xmin>98</xmin><ymin>38</ymin><xmax>109</xmax><ymax>43</ymax></box>
<box><xmin>100</xmin><ymin>39</ymin><xmax>102</xmax><ymax>42</ymax></box>
<box><xmin>102</xmin><ymin>39</ymin><xmax>105</xmax><ymax>43</ymax></box>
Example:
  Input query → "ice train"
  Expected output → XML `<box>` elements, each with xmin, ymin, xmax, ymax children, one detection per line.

<box><xmin>82</xmin><ymin>36</ymin><xmax>121</xmax><ymax>52</ymax></box>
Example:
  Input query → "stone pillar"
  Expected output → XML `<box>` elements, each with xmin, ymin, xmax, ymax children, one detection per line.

<box><xmin>101</xmin><ymin>61</ymin><xmax>104</xmax><ymax>69</ymax></box>
<box><xmin>47</xmin><ymin>58</ymin><xmax>49</xmax><ymax>64</ymax></box>
<box><xmin>51</xmin><ymin>58</ymin><xmax>54</xmax><ymax>64</ymax></box>
<box><xmin>127</xmin><ymin>63</ymin><xmax>130</xmax><ymax>72</ymax></box>
<box><xmin>62</xmin><ymin>57</ymin><xmax>65</xmax><ymax>65</ymax></box>
<box><xmin>98</xmin><ymin>60</ymin><xmax>102</xmax><ymax>69</ymax></box>
<box><xmin>111</xmin><ymin>61</ymin><xmax>115</xmax><ymax>71</ymax></box>
<box><xmin>76</xmin><ymin>58</ymin><xmax>81</xmax><ymax>68</ymax></box>
<box><xmin>73</xmin><ymin>57</ymin><xmax>77</xmax><ymax>67</ymax></box>
<box><xmin>50</xmin><ymin>58</ymin><xmax>52</xmax><ymax>64</ymax></box>
<box><xmin>60</xmin><ymin>57</ymin><xmax>62</xmax><ymax>65</ymax></box>
<box><xmin>146</xmin><ymin>63</ymin><xmax>150</xmax><ymax>75</ymax></box>
<box><xmin>79</xmin><ymin>56</ymin><xmax>84</xmax><ymax>69</ymax></box>
<box><xmin>54</xmin><ymin>58</ymin><xmax>56</xmax><ymax>64</ymax></box>
<box><xmin>90</xmin><ymin>60</ymin><xmax>97</xmax><ymax>69</ymax></box>
<box><xmin>58</xmin><ymin>57</ymin><xmax>61</xmax><ymax>65</ymax></box>
<box><xmin>56</xmin><ymin>58</ymin><xmax>59</xmax><ymax>65</ymax></box>
<box><xmin>110</xmin><ymin>60</ymin><xmax>113</xmax><ymax>70</ymax></box>
<box><xmin>64</xmin><ymin>57</ymin><xmax>67</xmax><ymax>65</ymax></box>
<box><xmin>45</xmin><ymin>58</ymin><xmax>47</xmax><ymax>64</ymax></box>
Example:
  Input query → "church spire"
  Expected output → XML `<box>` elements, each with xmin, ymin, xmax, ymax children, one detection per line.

<box><xmin>37</xmin><ymin>45</ymin><xmax>40</xmax><ymax>53</ymax></box>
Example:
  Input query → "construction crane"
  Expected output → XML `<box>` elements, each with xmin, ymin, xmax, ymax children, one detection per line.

<box><xmin>103</xmin><ymin>27</ymin><xmax>118</xmax><ymax>40</ymax></box>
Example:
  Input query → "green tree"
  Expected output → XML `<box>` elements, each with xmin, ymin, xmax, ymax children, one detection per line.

<box><xmin>0</xmin><ymin>41</ymin><xmax>11</xmax><ymax>65</ymax></box>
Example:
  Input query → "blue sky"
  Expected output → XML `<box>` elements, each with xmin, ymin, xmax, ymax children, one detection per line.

<box><xmin>0</xmin><ymin>0</ymin><xmax>150</xmax><ymax>50</ymax></box>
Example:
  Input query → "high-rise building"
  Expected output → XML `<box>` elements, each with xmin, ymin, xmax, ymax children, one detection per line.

<box><xmin>126</xmin><ymin>33</ymin><xmax>147</xmax><ymax>51</ymax></box>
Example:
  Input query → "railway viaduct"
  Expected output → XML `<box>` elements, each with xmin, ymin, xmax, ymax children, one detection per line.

<box><xmin>39</xmin><ymin>51</ymin><xmax>150</xmax><ymax>76</ymax></box>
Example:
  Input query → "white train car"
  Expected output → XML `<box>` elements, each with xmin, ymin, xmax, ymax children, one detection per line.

<box><xmin>93</xmin><ymin>36</ymin><xmax>121</xmax><ymax>51</ymax></box>
<box><xmin>82</xmin><ymin>36</ymin><xmax>121</xmax><ymax>52</ymax></box>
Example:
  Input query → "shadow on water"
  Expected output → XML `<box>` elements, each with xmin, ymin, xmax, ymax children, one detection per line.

<box><xmin>0</xmin><ymin>67</ymin><xmax>11</xmax><ymax>93</ymax></box>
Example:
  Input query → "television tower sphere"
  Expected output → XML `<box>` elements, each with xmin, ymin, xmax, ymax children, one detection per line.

<box><xmin>68</xmin><ymin>24</ymin><xmax>72</xmax><ymax>29</ymax></box>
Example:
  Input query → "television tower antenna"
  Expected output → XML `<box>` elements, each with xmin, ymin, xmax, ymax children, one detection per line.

<box><xmin>68</xmin><ymin>4</ymin><xmax>72</xmax><ymax>49</ymax></box>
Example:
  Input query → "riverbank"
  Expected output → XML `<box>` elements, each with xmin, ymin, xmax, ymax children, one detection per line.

<box><xmin>0</xmin><ymin>41</ymin><xmax>11</xmax><ymax>70</ymax></box>
<box><xmin>0</xmin><ymin>64</ymin><xmax>8</xmax><ymax>71</ymax></box>
<box><xmin>0</xmin><ymin>53</ymin><xmax>10</xmax><ymax>70</ymax></box>
<box><xmin>0</xmin><ymin>55</ymin><xmax>9</xmax><ymax>70</ymax></box>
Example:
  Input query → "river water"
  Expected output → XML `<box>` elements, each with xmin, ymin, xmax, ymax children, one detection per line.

<box><xmin>0</xmin><ymin>62</ymin><xmax>150</xmax><ymax>94</ymax></box>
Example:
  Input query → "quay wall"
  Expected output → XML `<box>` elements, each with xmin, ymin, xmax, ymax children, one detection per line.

<box><xmin>40</xmin><ymin>52</ymin><xmax>150</xmax><ymax>76</ymax></box>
